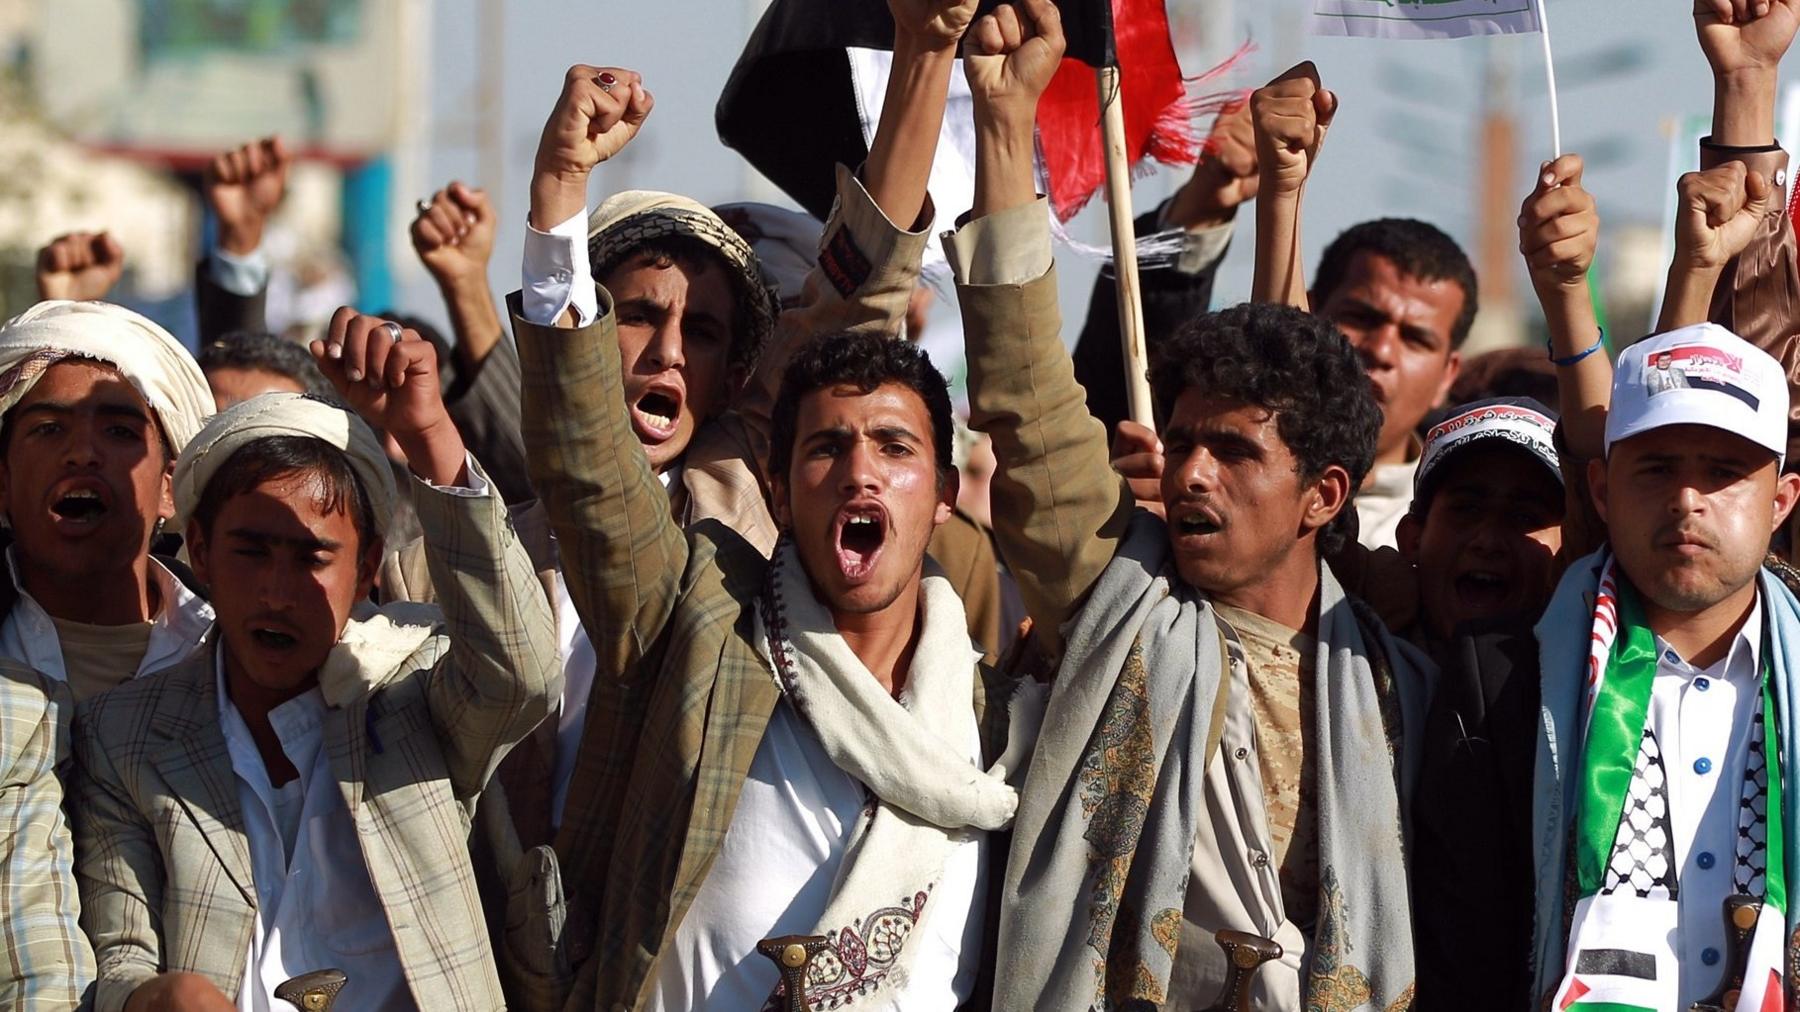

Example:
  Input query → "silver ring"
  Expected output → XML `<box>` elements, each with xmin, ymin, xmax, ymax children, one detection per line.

<box><xmin>414</xmin><ymin>198</ymin><xmax>432</xmax><ymax>215</ymax></box>
<box><xmin>381</xmin><ymin>321</ymin><xmax>404</xmax><ymax>342</ymax></box>
<box><xmin>596</xmin><ymin>77</ymin><xmax>614</xmax><ymax>93</ymax></box>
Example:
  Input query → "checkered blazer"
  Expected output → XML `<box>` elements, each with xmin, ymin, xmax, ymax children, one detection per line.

<box><xmin>69</xmin><ymin>464</ymin><xmax>560</xmax><ymax>1012</ymax></box>
<box><xmin>515</xmin><ymin>269</ymin><xmax>1020</xmax><ymax>1012</ymax></box>
<box><xmin>0</xmin><ymin>661</ymin><xmax>93</xmax><ymax>1009</ymax></box>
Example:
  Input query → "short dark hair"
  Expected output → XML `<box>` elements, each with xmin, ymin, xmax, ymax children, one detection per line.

<box><xmin>191</xmin><ymin>435</ymin><xmax>376</xmax><ymax>550</ymax></box>
<box><xmin>199</xmin><ymin>332</ymin><xmax>333</xmax><ymax>400</ymax></box>
<box><xmin>1149</xmin><ymin>302</ymin><xmax>1381</xmax><ymax>555</ymax></box>
<box><xmin>1313</xmin><ymin>218</ymin><xmax>1478</xmax><ymax>348</ymax></box>
<box><xmin>597</xmin><ymin>235</ymin><xmax>763</xmax><ymax>377</ymax></box>
<box><xmin>767</xmin><ymin>333</ymin><xmax>954</xmax><ymax>485</ymax></box>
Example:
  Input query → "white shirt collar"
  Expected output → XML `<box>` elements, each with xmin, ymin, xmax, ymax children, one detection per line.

<box><xmin>1654</xmin><ymin>589</ymin><xmax>1764</xmax><ymax>685</ymax></box>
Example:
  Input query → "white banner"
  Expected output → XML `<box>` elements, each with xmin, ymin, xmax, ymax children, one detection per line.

<box><xmin>1312</xmin><ymin>0</ymin><xmax>1541</xmax><ymax>39</ymax></box>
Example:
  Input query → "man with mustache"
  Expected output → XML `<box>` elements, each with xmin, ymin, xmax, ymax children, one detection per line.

<box><xmin>1530</xmin><ymin>322</ymin><xmax>1800</xmax><ymax>1011</ymax></box>
<box><xmin>947</xmin><ymin>1</ymin><xmax>1433</xmax><ymax>1006</ymax></box>
<box><xmin>1249</xmin><ymin>65</ymin><xmax>1476</xmax><ymax>552</ymax></box>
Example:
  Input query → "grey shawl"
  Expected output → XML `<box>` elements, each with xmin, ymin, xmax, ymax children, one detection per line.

<box><xmin>993</xmin><ymin>513</ymin><xmax>1432</xmax><ymax>1011</ymax></box>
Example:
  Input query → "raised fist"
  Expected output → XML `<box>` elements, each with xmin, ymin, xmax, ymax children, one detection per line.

<box><xmin>1696</xmin><ymin>0</ymin><xmax>1800</xmax><ymax>77</ymax></box>
<box><xmin>888</xmin><ymin>0</ymin><xmax>980</xmax><ymax>49</ymax></box>
<box><xmin>35</xmin><ymin>231</ymin><xmax>124</xmax><ymax>302</ymax></box>
<box><xmin>530</xmin><ymin>66</ymin><xmax>653</xmax><ymax>230</ymax></box>
<box><xmin>1251</xmin><ymin>62</ymin><xmax>1337</xmax><ymax>199</ymax></box>
<box><xmin>410</xmin><ymin>182</ymin><xmax>495</xmax><ymax>290</ymax></box>
<box><xmin>1518</xmin><ymin>154</ymin><xmax>1599</xmax><ymax>291</ymax></box>
<box><xmin>963</xmin><ymin>0</ymin><xmax>1066</xmax><ymax>126</ymax></box>
<box><xmin>314</xmin><ymin>310</ymin><xmax>450</xmax><ymax>440</ymax></box>
<box><xmin>1674</xmin><ymin>160</ymin><xmax>1772</xmax><ymax>271</ymax></box>
<box><xmin>1167</xmin><ymin>98</ymin><xmax>1259</xmax><ymax>230</ymax></box>
<box><xmin>204</xmin><ymin>136</ymin><xmax>290</xmax><ymax>255</ymax></box>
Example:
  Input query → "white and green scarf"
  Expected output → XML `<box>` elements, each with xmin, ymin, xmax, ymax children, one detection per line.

<box><xmin>1552</xmin><ymin>555</ymin><xmax>1787</xmax><ymax>1012</ymax></box>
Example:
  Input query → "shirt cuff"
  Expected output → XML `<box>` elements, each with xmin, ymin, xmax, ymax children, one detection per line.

<box><xmin>521</xmin><ymin>209</ymin><xmax>597</xmax><ymax>327</ymax></box>
<box><xmin>417</xmin><ymin>452</ymin><xmax>490</xmax><ymax>497</ymax></box>
<box><xmin>205</xmin><ymin>246</ymin><xmax>271</xmax><ymax>298</ymax></box>
<box><xmin>940</xmin><ymin>198</ymin><xmax>1054</xmax><ymax>287</ymax></box>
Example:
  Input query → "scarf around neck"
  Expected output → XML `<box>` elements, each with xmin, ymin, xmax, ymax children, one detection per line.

<box><xmin>750</xmin><ymin>537</ymin><xmax>1016</xmax><ymax>1008</ymax></box>
<box><xmin>992</xmin><ymin>512</ymin><xmax>1428</xmax><ymax>1011</ymax></box>
<box><xmin>1545</xmin><ymin>554</ymin><xmax>1789</xmax><ymax>1012</ymax></box>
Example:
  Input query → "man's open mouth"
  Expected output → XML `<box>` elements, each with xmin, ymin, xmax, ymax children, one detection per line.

<box><xmin>251</xmin><ymin>627</ymin><xmax>298</xmax><ymax>651</ymax></box>
<box><xmin>630</xmin><ymin>389</ymin><xmax>683</xmax><ymax>443</ymax></box>
<box><xmin>1453</xmin><ymin>570</ymin><xmax>1511</xmax><ymax>612</ymax></box>
<box><xmin>833</xmin><ymin>503</ymin><xmax>888</xmax><ymax>581</ymax></box>
<box><xmin>49</xmin><ymin>488</ymin><xmax>108</xmax><ymax>528</ymax></box>
<box><xmin>1173</xmin><ymin>504</ymin><xmax>1224</xmax><ymax>539</ymax></box>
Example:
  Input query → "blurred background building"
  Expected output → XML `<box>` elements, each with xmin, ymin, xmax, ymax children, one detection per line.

<box><xmin>0</xmin><ymin>0</ymin><xmax>1791</xmax><ymax>370</ymax></box>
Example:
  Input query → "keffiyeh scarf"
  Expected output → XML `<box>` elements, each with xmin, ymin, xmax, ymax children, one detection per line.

<box><xmin>751</xmin><ymin>538</ymin><xmax>1017</xmax><ymax>1009</ymax></box>
<box><xmin>1533</xmin><ymin>551</ymin><xmax>1800</xmax><ymax>1012</ymax></box>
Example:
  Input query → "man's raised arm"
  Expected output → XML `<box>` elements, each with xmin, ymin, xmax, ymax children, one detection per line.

<box><xmin>514</xmin><ymin>65</ymin><xmax>685</xmax><ymax>677</ymax></box>
<box><xmin>952</xmin><ymin>0</ymin><xmax>1131</xmax><ymax>661</ymax></box>
<box><xmin>1249</xmin><ymin>62</ymin><xmax>1336</xmax><ymax>309</ymax></box>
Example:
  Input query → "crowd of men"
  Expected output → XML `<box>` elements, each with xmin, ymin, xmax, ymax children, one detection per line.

<box><xmin>3</xmin><ymin>0</ymin><xmax>1798</xmax><ymax>1008</ymax></box>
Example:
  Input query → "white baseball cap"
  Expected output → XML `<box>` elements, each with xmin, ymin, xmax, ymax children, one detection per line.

<box><xmin>1606</xmin><ymin>323</ymin><xmax>1788</xmax><ymax>462</ymax></box>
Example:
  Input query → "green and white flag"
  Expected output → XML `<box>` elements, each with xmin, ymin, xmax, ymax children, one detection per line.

<box><xmin>1312</xmin><ymin>0</ymin><xmax>1541</xmax><ymax>39</ymax></box>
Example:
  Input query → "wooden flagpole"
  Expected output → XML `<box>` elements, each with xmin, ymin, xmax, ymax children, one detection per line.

<box><xmin>1097</xmin><ymin>65</ymin><xmax>1155</xmax><ymax>428</ymax></box>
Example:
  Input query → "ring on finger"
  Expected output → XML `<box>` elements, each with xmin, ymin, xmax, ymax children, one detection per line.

<box><xmin>381</xmin><ymin>321</ymin><xmax>404</xmax><ymax>343</ymax></box>
<box><xmin>415</xmin><ymin>198</ymin><xmax>433</xmax><ymax>215</ymax></box>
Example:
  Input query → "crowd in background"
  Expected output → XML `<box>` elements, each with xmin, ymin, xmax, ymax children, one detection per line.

<box><xmin>0</xmin><ymin>1</ymin><xmax>1796</xmax><ymax>1010</ymax></box>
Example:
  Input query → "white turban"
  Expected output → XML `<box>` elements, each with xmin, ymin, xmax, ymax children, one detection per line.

<box><xmin>0</xmin><ymin>300</ymin><xmax>213</xmax><ymax>454</ymax></box>
<box><xmin>172</xmin><ymin>392</ymin><xmax>398</xmax><ymax>541</ymax></box>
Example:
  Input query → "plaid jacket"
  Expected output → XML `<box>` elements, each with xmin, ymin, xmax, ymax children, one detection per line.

<box><xmin>69</xmin><ymin>463</ymin><xmax>560</xmax><ymax>1012</ymax></box>
<box><xmin>516</xmin><ymin>200</ymin><xmax>1019</xmax><ymax>1011</ymax></box>
<box><xmin>0</xmin><ymin>662</ymin><xmax>93</xmax><ymax>1009</ymax></box>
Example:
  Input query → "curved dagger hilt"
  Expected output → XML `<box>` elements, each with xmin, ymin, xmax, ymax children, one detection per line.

<box><xmin>1198</xmin><ymin>929</ymin><xmax>1284</xmax><ymax>1012</ymax></box>
<box><xmin>756</xmin><ymin>933</ymin><xmax>831</xmax><ymax>1012</ymax></box>
<box><xmin>1689</xmin><ymin>894</ymin><xmax>1761</xmax><ymax>1012</ymax></box>
<box><xmin>274</xmin><ymin>969</ymin><xmax>348</xmax><ymax>1011</ymax></box>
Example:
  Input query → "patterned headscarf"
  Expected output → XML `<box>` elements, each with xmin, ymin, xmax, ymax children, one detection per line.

<box><xmin>0</xmin><ymin>300</ymin><xmax>213</xmax><ymax>454</ymax></box>
<box><xmin>586</xmin><ymin>191</ymin><xmax>777</xmax><ymax>376</ymax></box>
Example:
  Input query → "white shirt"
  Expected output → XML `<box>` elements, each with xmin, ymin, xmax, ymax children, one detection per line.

<box><xmin>216</xmin><ymin>650</ymin><xmax>409</xmax><ymax>1012</ymax></box>
<box><xmin>1648</xmin><ymin>593</ymin><xmax>1764</xmax><ymax>1010</ymax></box>
<box><xmin>522</xmin><ymin>210</ymin><xmax>597</xmax><ymax>328</ymax></box>
<box><xmin>549</xmin><ymin>569</ymin><xmax>595</xmax><ymax>828</ymax></box>
<box><xmin>648</xmin><ymin>702</ymin><xmax>987</xmax><ymax>1011</ymax></box>
<box><xmin>0</xmin><ymin>549</ymin><xmax>215</xmax><ymax>688</ymax></box>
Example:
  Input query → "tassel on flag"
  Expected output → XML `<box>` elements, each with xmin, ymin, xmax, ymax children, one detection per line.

<box><xmin>1035</xmin><ymin>0</ymin><xmax>1200</xmax><ymax>221</ymax></box>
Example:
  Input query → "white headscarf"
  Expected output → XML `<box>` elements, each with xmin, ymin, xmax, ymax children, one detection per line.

<box><xmin>171</xmin><ymin>392</ymin><xmax>398</xmax><ymax>540</ymax></box>
<box><xmin>0</xmin><ymin>300</ymin><xmax>213</xmax><ymax>453</ymax></box>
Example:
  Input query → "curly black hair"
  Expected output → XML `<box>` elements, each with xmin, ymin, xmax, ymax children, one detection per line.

<box><xmin>1149</xmin><ymin>302</ymin><xmax>1381</xmax><ymax>555</ymax></box>
<box><xmin>767</xmin><ymin>333</ymin><xmax>954</xmax><ymax>486</ymax></box>
<box><xmin>1313</xmin><ymin>218</ymin><xmax>1478</xmax><ymax>348</ymax></box>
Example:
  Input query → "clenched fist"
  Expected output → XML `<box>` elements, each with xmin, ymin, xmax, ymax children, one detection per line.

<box><xmin>1251</xmin><ymin>62</ymin><xmax>1337</xmax><ymax>199</ymax></box>
<box><xmin>1674</xmin><ymin>160</ymin><xmax>1772</xmax><ymax>272</ymax></box>
<box><xmin>313</xmin><ymin>308</ymin><xmax>467</xmax><ymax>486</ymax></box>
<box><xmin>963</xmin><ymin>0</ymin><xmax>1066</xmax><ymax>128</ymax></box>
<box><xmin>410</xmin><ymin>182</ymin><xmax>495</xmax><ymax>290</ymax></box>
<box><xmin>889</xmin><ymin>0</ymin><xmax>980</xmax><ymax>50</ymax></box>
<box><xmin>205</xmin><ymin>136</ymin><xmax>290</xmax><ymax>255</ymax></box>
<box><xmin>1168</xmin><ymin>99</ymin><xmax>1259</xmax><ymax>230</ymax></box>
<box><xmin>530</xmin><ymin>66</ymin><xmax>653</xmax><ymax>231</ymax></box>
<box><xmin>35</xmin><ymin>232</ymin><xmax>124</xmax><ymax>302</ymax></box>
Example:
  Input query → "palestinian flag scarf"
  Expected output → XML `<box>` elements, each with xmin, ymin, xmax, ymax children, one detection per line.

<box><xmin>1553</xmin><ymin>557</ymin><xmax>1787</xmax><ymax>1012</ymax></box>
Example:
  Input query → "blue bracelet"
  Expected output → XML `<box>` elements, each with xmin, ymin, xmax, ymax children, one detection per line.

<box><xmin>1549</xmin><ymin>328</ymin><xmax>1606</xmax><ymax>367</ymax></box>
